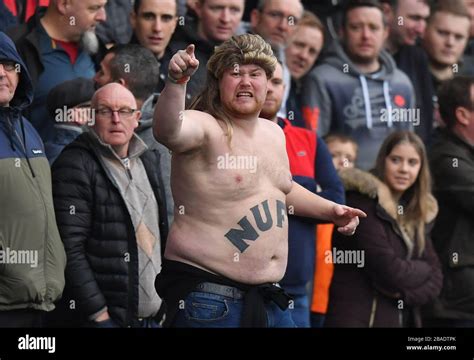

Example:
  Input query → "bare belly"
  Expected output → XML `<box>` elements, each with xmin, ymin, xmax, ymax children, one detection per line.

<box><xmin>164</xmin><ymin>196</ymin><xmax>289</xmax><ymax>284</ymax></box>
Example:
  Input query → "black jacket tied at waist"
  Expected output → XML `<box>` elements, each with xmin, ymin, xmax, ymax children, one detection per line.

<box><xmin>155</xmin><ymin>260</ymin><xmax>292</xmax><ymax>327</ymax></box>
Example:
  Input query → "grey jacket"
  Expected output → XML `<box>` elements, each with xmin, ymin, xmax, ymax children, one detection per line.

<box><xmin>305</xmin><ymin>42</ymin><xmax>415</xmax><ymax>170</ymax></box>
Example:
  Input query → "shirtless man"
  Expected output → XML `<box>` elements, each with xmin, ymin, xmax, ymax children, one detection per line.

<box><xmin>153</xmin><ymin>34</ymin><xmax>366</xmax><ymax>327</ymax></box>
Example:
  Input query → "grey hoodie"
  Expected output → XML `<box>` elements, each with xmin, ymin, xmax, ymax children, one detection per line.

<box><xmin>136</xmin><ymin>94</ymin><xmax>174</xmax><ymax>225</ymax></box>
<box><xmin>306</xmin><ymin>42</ymin><xmax>415</xmax><ymax>170</ymax></box>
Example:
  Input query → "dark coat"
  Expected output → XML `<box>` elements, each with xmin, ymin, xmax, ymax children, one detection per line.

<box><xmin>7</xmin><ymin>7</ymin><xmax>106</xmax><ymax>89</ymax></box>
<box><xmin>0</xmin><ymin>1</ymin><xmax>17</xmax><ymax>33</ymax></box>
<box><xmin>427</xmin><ymin>128</ymin><xmax>474</xmax><ymax>320</ymax></box>
<box><xmin>7</xmin><ymin>7</ymin><xmax>107</xmax><ymax>142</ymax></box>
<box><xmin>167</xmin><ymin>17</ymin><xmax>219</xmax><ymax>104</ymax></box>
<box><xmin>325</xmin><ymin>168</ymin><xmax>442</xmax><ymax>327</ymax></box>
<box><xmin>51</xmin><ymin>133</ymin><xmax>168</xmax><ymax>327</ymax></box>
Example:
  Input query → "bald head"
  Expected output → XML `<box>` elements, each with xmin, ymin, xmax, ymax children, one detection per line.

<box><xmin>91</xmin><ymin>83</ymin><xmax>141</xmax><ymax>158</ymax></box>
<box><xmin>92</xmin><ymin>83</ymin><xmax>137</xmax><ymax>109</ymax></box>
<box><xmin>46</xmin><ymin>0</ymin><xmax>107</xmax><ymax>42</ymax></box>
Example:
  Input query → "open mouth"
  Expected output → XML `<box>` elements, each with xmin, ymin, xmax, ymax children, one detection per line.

<box><xmin>237</xmin><ymin>91</ymin><xmax>253</xmax><ymax>98</ymax></box>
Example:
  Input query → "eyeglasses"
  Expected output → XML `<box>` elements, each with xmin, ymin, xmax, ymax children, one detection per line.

<box><xmin>95</xmin><ymin>107</ymin><xmax>137</xmax><ymax>120</ymax></box>
<box><xmin>261</xmin><ymin>10</ymin><xmax>299</xmax><ymax>25</ymax></box>
<box><xmin>0</xmin><ymin>60</ymin><xmax>18</xmax><ymax>72</ymax></box>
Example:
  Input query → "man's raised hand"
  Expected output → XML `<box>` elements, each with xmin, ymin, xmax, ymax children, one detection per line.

<box><xmin>168</xmin><ymin>44</ymin><xmax>200</xmax><ymax>83</ymax></box>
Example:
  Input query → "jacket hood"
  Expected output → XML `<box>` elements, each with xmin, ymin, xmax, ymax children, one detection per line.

<box><xmin>136</xmin><ymin>94</ymin><xmax>156</xmax><ymax>133</ymax></box>
<box><xmin>0</xmin><ymin>32</ymin><xmax>33</xmax><ymax>111</ymax></box>
<box><xmin>338</xmin><ymin>167</ymin><xmax>438</xmax><ymax>223</ymax></box>
<box><xmin>324</xmin><ymin>41</ymin><xmax>396</xmax><ymax>80</ymax></box>
<box><xmin>322</xmin><ymin>41</ymin><xmax>402</xmax><ymax>132</ymax></box>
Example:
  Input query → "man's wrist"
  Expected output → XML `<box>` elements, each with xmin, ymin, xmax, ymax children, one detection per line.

<box><xmin>167</xmin><ymin>74</ymin><xmax>190</xmax><ymax>85</ymax></box>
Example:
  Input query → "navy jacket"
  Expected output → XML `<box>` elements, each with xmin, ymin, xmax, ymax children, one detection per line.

<box><xmin>278</xmin><ymin>119</ymin><xmax>345</xmax><ymax>295</ymax></box>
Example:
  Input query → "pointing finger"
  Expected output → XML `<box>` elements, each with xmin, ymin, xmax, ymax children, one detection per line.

<box><xmin>349</xmin><ymin>208</ymin><xmax>367</xmax><ymax>218</ymax></box>
<box><xmin>186</xmin><ymin>44</ymin><xmax>195</xmax><ymax>57</ymax></box>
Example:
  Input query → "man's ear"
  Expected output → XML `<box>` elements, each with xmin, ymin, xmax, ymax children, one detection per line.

<box><xmin>56</xmin><ymin>0</ymin><xmax>78</xmax><ymax>16</ymax></box>
<box><xmin>134</xmin><ymin>110</ymin><xmax>142</xmax><ymax>127</ymax></box>
<box><xmin>381</xmin><ymin>3</ymin><xmax>394</xmax><ymax>24</ymax></box>
<box><xmin>455</xmin><ymin>106</ymin><xmax>471</xmax><ymax>126</ymax></box>
<box><xmin>250</xmin><ymin>9</ymin><xmax>261</xmax><ymax>30</ymax></box>
<box><xmin>130</xmin><ymin>10</ymin><xmax>137</xmax><ymax>30</ymax></box>
<box><xmin>117</xmin><ymin>78</ymin><xmax>127</xmax><ymax>87</ymax></box>
<box><xmin>194</xmin><ymin>0</ymin><xmax>203</xmax><ymax>19</ymax></box>
<box><xmin>339</xmin><ymin>26</ymin><xmax>345</xmax><ymax>42</ymax></box>
<box><xmin>56</xmin><ymin>0</ymin><xmax>71</xmax><ymax>15</ymax></box>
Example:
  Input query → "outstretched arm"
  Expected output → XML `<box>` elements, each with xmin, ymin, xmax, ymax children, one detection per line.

<box><xmin>286</xmin><ymin>182</ymin><xmax>366</xmax><ymax>235</ymax></box>
<box><xmin>153</xmin><ymin>44</ymin><xmax>204</xmax><ymax>153</ymax></box>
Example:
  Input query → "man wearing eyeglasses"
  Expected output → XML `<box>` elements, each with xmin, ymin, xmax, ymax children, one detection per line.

<box><xmin>250</xmin><ymin>0</ymin><xmax>304</xmax><ymax>47</ymax></box>
<box><xmin>0</xmin><ymin>32</ymin><xmax>66</xmax><ymax>327</ymax></box>
<box><xmin>249</xmin><ymin>0</ymin><xmax>304</xmax><ymax>120</ymax></box>
<box><xmin>51</xmin><ymin>83</ymin><xmax>169</xmax><ymax>328</ymax></box>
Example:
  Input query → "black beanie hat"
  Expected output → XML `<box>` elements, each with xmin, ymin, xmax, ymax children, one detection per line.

<box><xmin>47</xmin><ymin>77</ymin><xmax>96</xmax><ymax>121</ymax></box>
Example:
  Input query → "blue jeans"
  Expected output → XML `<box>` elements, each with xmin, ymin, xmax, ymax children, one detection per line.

<box><xmin>288</xmin><ymin>293</ymin><xmax>310</xmax><ymax>328</ymax></box>
<box><xmin>172</xmin><ymin>290</ymin><xmax>296</xmax><ymax>328</ymax></box>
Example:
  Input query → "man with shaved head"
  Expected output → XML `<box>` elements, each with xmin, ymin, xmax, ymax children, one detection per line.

<box><xmin>51</xmin><ymin>83</ymin><xmax>169</xmax><ymax>328</ymax></box>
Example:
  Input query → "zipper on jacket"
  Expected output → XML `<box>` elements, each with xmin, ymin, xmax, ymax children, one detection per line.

<box><xmin>10</xmin><ymin>118</ymin><xmax>47</xmax><ymax>300</ymax></box>
<box><xmin>122</xmin><ymin>157</ymin><xmax>133</xmax><ymax>180</ymax></box>
<box><xmin>12</xmin><ymin>125</ymin><xmax>36</xmax><ymax>178</ymax></box>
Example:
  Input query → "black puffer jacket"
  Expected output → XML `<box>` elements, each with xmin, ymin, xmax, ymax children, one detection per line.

<box><xmin>51</xmin><ymin>133</ymin><xmax>168</xmax><ymax>327</ymax></box>
<box><xmin>427</xmin><ymin>128</ymin><xmax>474</xmax><ymax>320</ymax></box>
<box><xmin>168</xmin><ymin>17</ymin><xmax>219</xmax><ymax>104</ymax></box>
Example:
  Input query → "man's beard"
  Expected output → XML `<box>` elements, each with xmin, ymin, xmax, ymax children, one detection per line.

<box><xmin>259</xmin><ymin>107</ymin><xmax>278</xmax><ymax>120</ymax></box>
<box><xmin>80</xmin><ymin>30</ymin><xmax>99</xmax><ymax>55</ymax></box>
<box><xmin>225</xmin><ymin>101</ymin><xmax>262</xmax><ymax>119</ymax></box>
<box><xmin>348</xmin><ymin>52</ymin><xmax>377</xmax><ymax>66</ymax></box>
<box><xmin>259</xmin><ymin>100</ymin><xmax>280</xmax><ymax>121</ymax></box>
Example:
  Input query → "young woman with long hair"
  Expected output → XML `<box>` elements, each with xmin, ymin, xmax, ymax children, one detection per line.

<box><xmin>325</xmin><ymin>131</ymin><xmax>442</xmax><ymax>327</ymax></box>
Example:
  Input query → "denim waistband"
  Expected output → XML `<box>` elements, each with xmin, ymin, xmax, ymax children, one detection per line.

<box><xmin>195</xmin><ymin>282</ymin><xmax>245</xmax><ymax>300</ymax></box>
